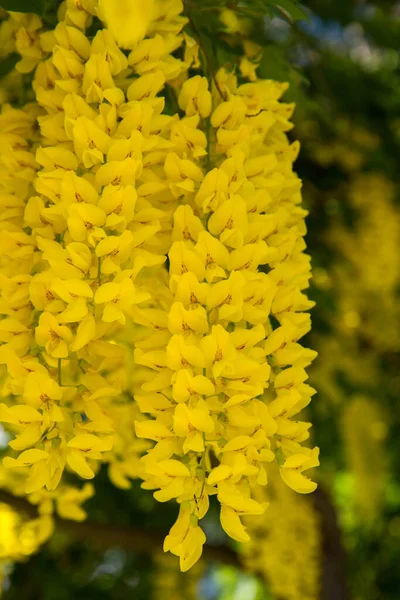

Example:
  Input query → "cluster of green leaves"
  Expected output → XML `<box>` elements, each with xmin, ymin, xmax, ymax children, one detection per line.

<box><xmin>184</xmin><ymin>0</ymin><xmax>308</xmax><ymax>21</ymax></box>
<box><xmin>182</xmin><ymin>0</ymin><xmax>310</xmax><ymax>104</ymax></box>
<box><xmin>1</xmin><ymin>0</ymin><xmax>308</xmax><ymax>20</ymax></box>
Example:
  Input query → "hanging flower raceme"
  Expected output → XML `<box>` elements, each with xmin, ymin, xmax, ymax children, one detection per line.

<box><xmin>330</xmin><ymin>173</ymin><xmax>400</xmax><ymax>352</ymax></box>
<box><xmin>0</xmin><ymin>0</ymin><xmax>318</xmax><ymax>572</ymax></box>
<box><xmin>242</xmin><ymin>464</ymin><xmax>321</xmax><ymax>600</ymax></box>
<box><xmin>133</xmin><ymin>49</ymin><xmax>318</xmax><ymax>571</ymax></box>
<box><xmin>0</xmin><ymin>0</ymin><xmax>190</xmax><ymax>494</ymax></box>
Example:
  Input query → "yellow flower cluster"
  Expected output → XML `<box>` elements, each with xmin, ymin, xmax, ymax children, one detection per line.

<box><xmin>0</xmin><ymin>501</ymin><xmax>53</xmax><ymax>558</ymax></box>
<box><xmin>311</xmin><ymin>172</ymin><xmax>400</xmax><ymax>406</ymax></box>
<box><xmin>0</xmin><ymin>0</ymin><xmax>188</xmax><ymax>497</ymax></box>
<box><xmin>242</xmin><ymin>464</ymin><xmax>320</xmax><ymax>600</ymax></box>
<box><xmin>0</xmin><ymin>0</ymin><xmax>318</xmax><ymax>571</ymax></box>
<box><xmin>0</xmin><ymin>501</ymin><xmax>49</xmax><ymax>581</ymax></box>
<box><xmin>332</xmin><ymin>174</ymin><xmax>400</xmax><ymax>351</ymax></box>
<box><xmin>309</xmin><ymin>172</ymin><xmax>394</xmax><ymax>530</ymax></box>
<box><xmin>299</xmin><ymin>118</ymin><xmax>379</xmax><ymax>172</ymax></box>
<box><xmin>0</xmin><ymin>466</ymin><xmax>57</xmax><ymax>589</ymax></box>
<box><xmin>341</xmin><ymin>395</ymin><xmax>387</xmax><ymax>524</ymax></box>
<box><xmin>135</xmin><ymin>66</ymin><xmax>318</xmax><ymax>571</ymax></box>
<box><xmin>0</xmin><ymin>9</ymin><xmax>48</xmax><ymax>74</ymax></box>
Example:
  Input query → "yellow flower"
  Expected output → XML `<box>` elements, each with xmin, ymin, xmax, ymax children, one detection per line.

<box><xmin>178</xmin><ymin>76</ymin><xmax>212</xmax><ymax>118</ymax></box>
<box><xmin>72</xmin><ymin>116</ymin><xmax>111</xmax><ymax>167</ymax></box>
<box><xmin>35</xmin><ymin>312</ymin><xmax>73</xmax><ymax>358</ymax></box>
<box><xmin>164</xmin><ymin>153</ymin><xmax>203</xmax><ymax>198</ymax></box>
<box><xmin>280</xmin><ymin>448</ymin><xmax>320</xmax><ymax>494</ymax></box>
<box><xmin>67</xmin><ymin>433</ymin><xmax>114</xmax><ymax>479</ymax></box>
<box><xmin>206</xmin><ymin>271</ymin><xmax>246</xmax><ymax>322</ymax></box>
<box><xmin>67</xmin><ymin>202</ymin><xmax>106</xmax><ymax>244</ymax></box>
<box><xmin>168</xmin><ymin>302</ymin><xmax>209</xmax><ymax>336</ymax></box>
<box><xmin>164</xmin><ymin>505</ymin><xmax>206</xmax><ymax>572</ymax></box>
<box><xmin>200</xmin><ymin>325</ymin><xmax>237</xmax><ymax>379</ymax></box>
<box><xmin>94</xmin><ymin>277</ymin><xmax>149</xmax><ymax>324</ymax></box>
<box><xmin>37</xmin><ymin>238</ymin><xmax>92</xmax><ymax>279</ymax></box>
<box><xmin>171</xmin><ymin>369</ymin><xmax>214</xmax><ymax>405</ymax></box>
<box><xmin>220</xmin><ymin>505</ymin><xmax>251</xmax><ymax>543</ymax></box>
<box><xmin>56</xmin><ymin>483</ymin><xmax>94</xmax><ymax>521</ymax></box>
<box><xmin>98</xmin><ymin>0</ymin><xmax>155</xmax><ymax>49</ymax></box>
<box><xmin>23</xmin><ymin>370</ymin><xmax>63</xmax><ymax>409</ymax></box>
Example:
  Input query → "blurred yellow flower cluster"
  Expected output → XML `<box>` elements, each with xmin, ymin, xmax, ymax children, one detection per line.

<box><xmin>0</xmin><ymin>501</ymin><xmax>50</xmax><ymax>586</ymax></box>
<box><xmin>341</xmin><ymin>395</ymin><xmax>387</xmax><ymax>523</ymax></box>
<box><xmin>0</xmin><ymin>0</ymin><xmax>317</xmax><ymax>572</ymax></box>
<box><xmin>333</xmin><ymin>174</ymin><xmax>400</xmax><ymax>351</ymax></box>
<box><xmin>311</xmin><ymin>171</ymin><xmax>395</xmax><ymax>525</ymax></box>
<box><xmin>299</xmin><ymin>118</ymin><xmax>379</xmax><ymax>172</ymax></box>
<box><xmin>243</xmin><ymin>464</ymin><xmax>320</xmax><ymax>600</ymax></box>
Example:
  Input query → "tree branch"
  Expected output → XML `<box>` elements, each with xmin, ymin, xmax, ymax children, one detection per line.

<box><xmin>0</xmin><ymin>488</ymin><xmax>239</xmax><ymax>567</ymax></box>
<box><xmin>313</xmin><ymin>487</ymin><xmax>350</xmax><ymax>600</ymax></box>
<box><xmin>0</xmin><ymin>485</ymin><xmax>350</xmax><ymax>599</ymax></box>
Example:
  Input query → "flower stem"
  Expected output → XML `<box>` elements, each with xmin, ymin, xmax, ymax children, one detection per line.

<box><xmin>58</xmin><ymin>358</ymin><xmax>62</xmax><ymax>387</ymax></box>
<box><xmin>97</xmin><ymin>257</ymin><xmax>102</xmax><ymax>287</ymax></box>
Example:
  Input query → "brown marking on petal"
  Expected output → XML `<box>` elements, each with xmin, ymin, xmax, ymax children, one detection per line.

<box><xmin>214</xmin><ymin>349</ymin><xmax>223</xmax><ymax>362</ymax></box>
<box><xmin>238</xmin><ymin>261</ymin><xmax>251</xmax><ymax>270</ymax></box>
<box><xmin>206</xmin><ymin>254</ymin><xmax>214</xmax><ymax>265</ymax></box>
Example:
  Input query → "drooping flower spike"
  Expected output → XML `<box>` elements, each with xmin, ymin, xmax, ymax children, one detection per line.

<box><xmin>0</xmin><ymin>0</ymin><xmax>318</xmax><ymax>571</ymax></box>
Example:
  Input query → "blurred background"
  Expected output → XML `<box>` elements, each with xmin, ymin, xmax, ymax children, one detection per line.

<box><xmin>1</xmin><ymin>1</ymin><xmax>400</xmax><ymax>599</ymax></box>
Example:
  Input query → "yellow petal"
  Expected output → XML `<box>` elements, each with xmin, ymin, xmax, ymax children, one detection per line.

<box><xmin>280</xmin><ymin>468</ymin><xmax>317</xmax><ymax>494</ymax></box>
<box><xmin>71</xmin><ymin>314</ymin><xmax>96</xmax><ymax>351</ymax></box>
<box><xmin>67</xmin><ymin>448</ymin><xmax>95</xmax><ymax>479</ymax></box>
<box><xmin>207</xmin><ymin>464</ymin><xmax>232</xmax><ymax>486</ymax></box>
<box><xmin>158</xmin><ymin>459</ymin><xmax>190</xmax><ymax>478</ymax></box>
<box><xmin>67</xmin><ymin>434</ymin><xmax>100</xmax><ymax>450</ymax></box>
<box><xmin>17</xmin><ymin>448</ymin><xmax>49</xmax><ymax>465</ymax></box>
<box><xmin>220</xmin><ymin>505</ymin><xmax>250</xmax><ymax>543</ymax></box>
<box><xmin>9</xmin><ymin>423</ymin><xmax>42</xmax><ymax>451</ymax></box>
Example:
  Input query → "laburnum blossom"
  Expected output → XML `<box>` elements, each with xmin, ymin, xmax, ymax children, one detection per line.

<box><xmin>133</xmin><ymin>64</ymin><xmax>318</xmax><ymax>570</ymax></box>
<box><xmin>0</xmin><ymin>0</ymin><xmax>188</xmax><ymax>514</ymax></box>
<box><xmin>0</xmin><ymin>0</ymin><xmax>318</xmax><ymax>572</ymax></box>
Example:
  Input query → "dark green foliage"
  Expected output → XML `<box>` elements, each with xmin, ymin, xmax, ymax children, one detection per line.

<box><xmin>0</xmin><ymin>0</ymin><xmax>46</xmax><ymax>14</ymax></box>
<box><xmin>0</xmin><ymin>53</ymin><xmax>18</xmax><ymax>78</ymax></box>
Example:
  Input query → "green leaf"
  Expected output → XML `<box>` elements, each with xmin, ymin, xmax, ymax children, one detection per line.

<box><xmin>0</xmin><ymin>52</ymin><xmax>18</xmax><ymax>78</ymax></box>
<box><xmin>0</xmin><ymin>0</ymin><xmax>46</xmax><ymax>14</ymax></box>
<box><xmin>269</xmin><ymin>0</ymin><xmax>310</xmax><ymax>22</ymax></box>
